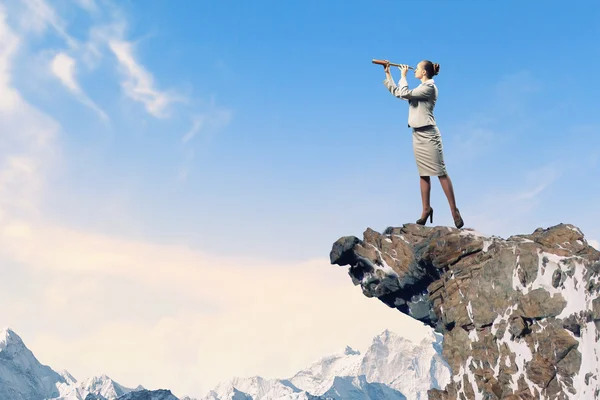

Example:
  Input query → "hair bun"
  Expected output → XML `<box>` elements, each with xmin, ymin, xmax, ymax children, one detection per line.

<box><xmin>433</xmin><ymin>63</ymin><xmax>440</xmax><ymax>76</ymax></box>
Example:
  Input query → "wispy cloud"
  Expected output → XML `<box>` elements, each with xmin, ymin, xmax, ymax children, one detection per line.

<box><xmin>449</xmin><ymin>125</ymin><xmax>496</xmax><ymax>160</ymax></box>
<box><xmin>177</xmin><ymin>106</ymin><xmax>232</xmax><ymax>183</ymax></box>
<box><xmin>19</xmin><ymin>0</ymin><xmax>77</xmax><ymax>48</ymax></box>
<box><xmin>50</xmin><ymin>52</ymin><xmax>108</xmax><ymax>121</ymax></box>
<box><xmin>182</xmin><ymin>108</ymin><xmax>232</xmax><ymax>144</ymax></box>
<box><xmin>0</xmin><ymin>8</ymin><xmax>20</xmax><ymax>111</ymax></box>
<box><xmin>182</xmin><ymin>118</ymin><xmax>204</xmax><ymax>144</ymax></box>
<box><xmin>0</xmin><ymin>6</ymin><xmax>59</xmax><ymax>221</ymax></box>
<box><xmin>448</xmin><ymin>69</ymin><xmax>543</xmax><ymax>157</ymax></box>
<box><xmin>0</xmin><ymin>6</ymin><xmax>246</xmax><ymax>398</ymax></box>
<box><xmin>494</xmin><ymin>70</ymin><xmax>541</xmax><ymax>98</ymax></box>
<box><xmin>512</xmin><ymin>165</ymin><xmax>562</xmax><ymax>201</ymax></box>
<box><xmin>15</xmin><ymin>0</ymin><xmax>183</xmax><ymax>120</ymax></box>
<box><xmin>456</xmin><ymin>164</ymin><xmax>564</xmax><ymax>238</ymax></box>
<box><xmin>74</xmin><ymin>0</ymin><xmax>98</xmax><ymax>13</ymax></box>
<box><xmin>109</xmin><ymin>39</ymin><xmax>181</xmax><ymax>118</ymax></box>
<box><xmin>589</xmin><ymin>240</ymin><xmax>599</xmax><ymax>251</ymax></box>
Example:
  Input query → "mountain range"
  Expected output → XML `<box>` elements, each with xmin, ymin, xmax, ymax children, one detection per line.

<box><xmin>0</xmin><ymin>326</ymin><xmax>449</xmax><ymax>400</ymax></box>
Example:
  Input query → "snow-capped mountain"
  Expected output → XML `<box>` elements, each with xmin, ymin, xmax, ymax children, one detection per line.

<box><xmin>0</xmin><ymin>327</ymin><xmax>157</xmax><ymax>400</ymax></box>
<box><xmin>290</xmin><ymin>329</ymin><xmax>449</xmax><ymax>400</ymax></box>
<box><xmin>202</xmin><ymin>329</ymin><xmax>450</xmax><ymax>400</ymax></box>
<box><xmin>60</xmin><ymin>370</ymin><xmax>78</xmax><ymax>386</ymax></box>
<box><xmin>116</xmin><ymin>389</ymin><xmax>179</xmax><ymax>400</ymax></box>
<box><xmin>321</xmin><ymin>375</ymin><xmax>406</xmax><ymax>400</ymax></box>
<box><xmin>0</xmin><ymin>327</ymin><xmax>68</xmax><ymax>400</ymax></box>
<box><xmin>0</xmin><ymin>326</ymin><xmax>448</xmax><ymax>400</ymax></box>
<box><xmin>55</xmin><ymin>373</ymin><xmax>144</xmax><ymax>399</ymax></box>
<box><xmin>202</xmin><ymin>376</ymin><xmax>324</xmax><ymax>400</ymax></box>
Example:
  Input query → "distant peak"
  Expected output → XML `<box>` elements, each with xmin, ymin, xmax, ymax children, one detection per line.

<box><xmin>375</xmin><ymin>329</ymin><xmax>398</xmax><ymax>341</ymax></box>
<box><xmin>344</xmin><ymin>345</ymin><xmax>360</xmax><ymax>356</ymax></box>
<box><xmin>84</xmin><ymin>374</ymin><xmax>114</xmax><ymax>386</ymax></box>
<box><xmin>89</xmin><ymin>373</ymin><xmax>112</xmax><ymax>381</ymax></box>
<box><xmin>1</xmin><ymin>327</ymin><xmax>15</xmax><ymax>338</ymax></box>
<box><xmin>0</xmin><ymin>327</ymin><xmax>24</xmax><ymax>351</ymax></box>
<box><xmin>60</xmin><ymin>370</ymin><xmax>77</xmax><ymax>384</ymax></box>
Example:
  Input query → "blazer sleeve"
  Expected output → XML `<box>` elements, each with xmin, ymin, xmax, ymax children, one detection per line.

<box><xmin>394</xmin><ymin>77</ymin><xmax>435</xmax><ymax>100</ymax></box>
<box><xmin>383</xmin><ymin>77</ymin><xmax>408</xmax><ymax>100</ymax></box>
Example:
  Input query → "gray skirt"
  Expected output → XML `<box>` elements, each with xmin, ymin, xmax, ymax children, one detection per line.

<box><xmin>412</xmin><ymin>125</ymin><xmax>447</xmax><ymax>176</ymax></box>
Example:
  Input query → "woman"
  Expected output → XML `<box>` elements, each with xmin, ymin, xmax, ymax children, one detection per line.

<box><xmin>382</xmin><ymin>60</ymin><xmax>464</xmax><ymax>228</ymax></box>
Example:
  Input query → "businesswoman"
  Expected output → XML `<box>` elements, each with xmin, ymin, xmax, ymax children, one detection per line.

<box><xmin>382</xmin><ymin>60</ymin><xmax>464</xmax><ymax>228</ymax></box>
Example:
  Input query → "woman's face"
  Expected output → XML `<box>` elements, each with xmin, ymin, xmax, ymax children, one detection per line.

<box><xmin>414</xmin><ymin>62</ymin><xmax>426</xmax><ymax>79</ymax></box>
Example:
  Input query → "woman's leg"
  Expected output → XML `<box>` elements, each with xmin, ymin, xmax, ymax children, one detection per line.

<box><xmin>438</xmin><ymin>174</ymin><xmax>459</xmax><ymax>219</ymax></box>
<box><xmin>420</xmin><ymin>176</ymin><xmax>432</xmax><ymax>219</ymax></box>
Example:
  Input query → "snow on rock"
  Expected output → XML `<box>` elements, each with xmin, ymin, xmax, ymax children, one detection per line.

<box><xmin>331</xmin><ymin>222</ymin><xmax>600</xmax><ymax>399</ymax></box>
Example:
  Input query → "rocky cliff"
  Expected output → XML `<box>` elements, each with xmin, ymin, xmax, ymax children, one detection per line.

<box><xmin>330</xmin><ymin>223</ymin><xmax>600</xmax><ymax>399</ymax></box>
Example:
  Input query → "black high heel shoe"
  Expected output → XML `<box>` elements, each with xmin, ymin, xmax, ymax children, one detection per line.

<box><xmin>416</xmin><ymin>207</ymin><xmax>433</xmax><ymax>226</ymax></box>
<box><xmin>454</xmin><ymin>208</ymin><xmax>464</xmax><ymax>229</ymax></box>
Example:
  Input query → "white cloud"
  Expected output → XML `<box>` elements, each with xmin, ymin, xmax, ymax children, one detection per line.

<box><xmin>109</xmin><ymin>39</ymin><xmax>180</xmax><ymax>118</ymax></box>
<box><xmin>50</xmin><ymin>52</ymin><xmax>78</xmax><ymax>92</ymax></box>
<box><xmin>589</xmin><ymin>239</ymin><xmax>599</xmax><ymax>251</ymax></box>
<box><xmin>14</xmin><ymin>0</ymin><xmax>178</xmax><ymax>121</ymax></box>
<box><xmin>0</xmin><ymin>7</ymin><xmax>59</xmax><ymax>221</ymax></box>
<box><xmin>50</xmin><ymin>52</ymin><xmax>108</xmax><ymax>121</ymax></box>
<box><xmin>0</xmin><ymin>7</ymin><xmax>20</xmax><ymax>111</ymax></box>
<box><xmin>19</xmin><ymin>0</ymin><xmax>77</xmax><ymax>48</ymax></box>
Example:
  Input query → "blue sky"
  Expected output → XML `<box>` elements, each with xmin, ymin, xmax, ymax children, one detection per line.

<box><xmin>1</xmin><ymin>0</ymin><xmax>599</xmax><ymax>397</ymax></box>
<box><xmin>12</xmin><ymin>0</ymin><xmax>600</xmax><ymax>259</ymax></box>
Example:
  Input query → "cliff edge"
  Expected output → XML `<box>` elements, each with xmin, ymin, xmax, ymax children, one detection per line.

<box><xmin>330</xmin><ymin>223</ymin><xmax>600</xmax><ymax>399</ymax></box>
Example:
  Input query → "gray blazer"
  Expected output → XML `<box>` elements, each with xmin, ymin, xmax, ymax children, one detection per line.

<box><xmin>383</xmin><ymin>76</ymin><xmax>438</xmax><ymax>128</ymax></box>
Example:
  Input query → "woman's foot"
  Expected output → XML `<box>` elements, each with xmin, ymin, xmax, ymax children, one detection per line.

<box><xmin>452</xmin><ymin>208</ymin><xmax>464</xmax><ymax>229</ymax></box>
<box><xmin>416</xmin><ymin>207</ymin><xmax>433</xmax><ymax>226</ymax></box>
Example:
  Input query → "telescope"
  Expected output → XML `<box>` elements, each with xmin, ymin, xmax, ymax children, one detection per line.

<box><xmin>372</xmin><ymin>59</ymin><xmax>415</xmax><ymax>70</ymax></box>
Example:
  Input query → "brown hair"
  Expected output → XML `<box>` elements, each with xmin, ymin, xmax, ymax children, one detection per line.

<box><xmin>422</xmin><ymin>60</ymin><xmax>440</xmax><ymax>78</ymax></box>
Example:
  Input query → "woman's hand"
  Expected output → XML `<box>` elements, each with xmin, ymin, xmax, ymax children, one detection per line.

<box><xmin>399</xmin><ymin>65</ymin><xmax>410</xmax><ymax>77</ymax></box>
<box><xmin>382</xmin><ymin>60</ymin><xmax>390</xmax><ymax>74</ymax></box>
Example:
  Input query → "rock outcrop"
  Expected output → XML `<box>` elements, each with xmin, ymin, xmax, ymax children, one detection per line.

<box><xmin>330</xmin><ymin>223</ymin><xmax>600</xmax><ymax>399</ymax></box>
